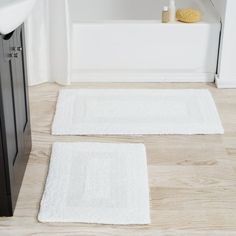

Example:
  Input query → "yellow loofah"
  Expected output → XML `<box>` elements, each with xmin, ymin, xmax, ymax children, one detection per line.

<box><xmin>176</xmin><ymin>8</ymin><xmax>201</xmax><ymax>23</ymax></box>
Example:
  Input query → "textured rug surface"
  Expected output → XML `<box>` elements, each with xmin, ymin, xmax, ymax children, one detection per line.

<box><xmin>38</xmin><ymin>142</ymin><xmax>150</xmax><ymax>224</ymax></box>
<box><xmin>52</xmin><ymin>89</ymin><xmax>224</xmax><ymax>135</ymax></box>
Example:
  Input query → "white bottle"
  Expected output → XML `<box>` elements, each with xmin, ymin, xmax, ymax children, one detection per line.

<box><xmin>162</xmin><ymin>6</ymin><xmax>169</xmax><ymax>23</ymax></box>
<box><xmin>169</xmin><ymin>0</ymin><xmax>176</xmax><ymax>22</ymax></box>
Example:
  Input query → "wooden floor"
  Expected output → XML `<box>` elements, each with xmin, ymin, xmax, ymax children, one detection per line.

<box><xmin>1</xmin><ymin>82</ymin><xmax>236</xmax><ymax>236</ymax></box>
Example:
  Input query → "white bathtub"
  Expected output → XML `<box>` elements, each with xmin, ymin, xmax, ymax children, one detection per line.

<box><xmin>69</xmin><ymin>0</ymin><xmax>221</xmax><ymax>82</ymax></box>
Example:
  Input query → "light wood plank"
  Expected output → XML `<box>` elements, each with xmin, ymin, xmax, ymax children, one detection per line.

<box><xmin>1</xmin><ymin>82</ymin><xmax>236</xmax><ymax>235</ymax></box>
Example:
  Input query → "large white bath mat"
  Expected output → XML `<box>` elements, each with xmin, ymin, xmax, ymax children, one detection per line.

<box><xmin>38</xmin><ymin>142</ymin><xmax>150</xmax><ymax>224</ymax></box>
<box><xmin>52</xmin><ymin>89</ymin><xmax>224</xmax><ymax>135</ymax></box>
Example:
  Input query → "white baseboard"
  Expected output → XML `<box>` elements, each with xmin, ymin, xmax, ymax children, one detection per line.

<box><xmin>71</xmin><ymin>70</ymin><xmax>215</xmax><ymax>83</ymax></box>
<box><xmin>215</xmin><ymin>75</ymin><xmax>236</xmax><ymax>88</ymax></box>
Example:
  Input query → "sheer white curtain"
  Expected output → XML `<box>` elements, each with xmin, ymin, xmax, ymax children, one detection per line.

<box><xmin>25</xmin><ymin>0</ymin><xmax>71</xmax><ymax>86</ymax></box>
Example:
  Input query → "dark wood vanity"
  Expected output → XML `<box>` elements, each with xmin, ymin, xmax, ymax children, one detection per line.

<box><xmin>0</xmin><ymin>24</ymin><xmax>31</xmax><ymax>216</ymax></box>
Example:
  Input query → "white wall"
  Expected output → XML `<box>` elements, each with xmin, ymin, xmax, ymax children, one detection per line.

<box><xmin>26</xmin><ymin>0</ymin><xmax>71</xmax><ymax>85</ymax></box>
<box><xmin>213</xmin><ymin>0</ymin><xmax>236</xmax><ymax>88</ymax></box>
<box><xmin>211</xmin><ymin>0</ymin><xmax>227</xmax><ymax>21</ymax></box>
<box><xmin>25</xmin><ymin>0</ymin><xmax>51</xmax><ymax>85</ymax></box>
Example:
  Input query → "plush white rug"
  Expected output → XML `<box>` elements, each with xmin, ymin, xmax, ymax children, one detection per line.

<box><xmin>38</xmin><ymin>142</ymin><xmax>150</xmax><ymax>224</ymax></box>
<box><xmin>52</xmin><ymin>89</ymin><xmax>224</xmax><ymax>135</ymax></box>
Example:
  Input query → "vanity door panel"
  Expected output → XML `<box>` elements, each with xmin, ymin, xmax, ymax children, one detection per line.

<box><xmin>0</xmin><ymin>25</ymin><xmax>31</xmax><ymax>216</ymax></box>
<box><xmin>10</xmin><ymin>26</ymin><xmax>32</xmax><ymax>210</ymax></box>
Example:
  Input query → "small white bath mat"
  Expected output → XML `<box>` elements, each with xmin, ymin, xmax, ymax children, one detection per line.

<box><xmin>52</xmin><ymin>89</ymin><xmax>224</xmax><ymax>135</ymax></box>
<box><xmin>38</xmin><ymin>142</ymin><xmax>150</xmax><ymax>224</ymax></box>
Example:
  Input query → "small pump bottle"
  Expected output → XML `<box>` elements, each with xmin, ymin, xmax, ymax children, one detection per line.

<box><xmin>169</xmin><ymin>0</ymin><xmax>176</xmax><ymax>22</ymax></box>
<box><xmin>162</xmin><ymin>6</ymin><xmax>169</xmax><ymax>23</ymax></box>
